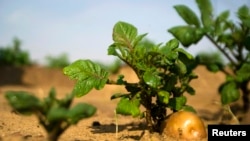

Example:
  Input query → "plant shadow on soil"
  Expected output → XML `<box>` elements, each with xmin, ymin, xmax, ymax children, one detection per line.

<box><xmin>90</xmin><ymin>122</ymin><xmax>146</xmax><ymax>133</ymax></box>
<box><xmin>89</xmin><ymin>121</ymin><xmax>147</xmax><ymax>140</ymax></box>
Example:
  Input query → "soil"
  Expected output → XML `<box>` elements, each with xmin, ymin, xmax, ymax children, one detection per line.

<box><xmin>0</xmin><ymin>65</ymin><xmax>249</xmax><ymax>141</ymax></box>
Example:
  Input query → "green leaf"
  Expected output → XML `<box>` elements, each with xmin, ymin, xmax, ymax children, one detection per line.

<box><xmin>237</xmin><ymin>5</ymin><xmax>250</xmax><ymax>20</ymax></box>
<box><xmin>177</xmin><ymin>49</ymin><xmax>197</xmax><ymax>73</ymax></box>
<box><xmin>174</xmin><ymin>5</ymin><xmax>200</xmax><ymax>27</ymax></box>
<box><xmin>217</xmin><ymin>10</ymin><xmax>230</xmax><ymax>22</ymax></box>
<box><xmin>48</xmin><ymin>87</ymin><xmax>56</xmax><ymax>98</ymax></box>
<box><xmin>47</xmin><ymin>107</ymin><xmax>68</xmax><ymax>122</ymax></box>
<box><xmin>214</xmin><ymin>11</ymin><xmax>230</xmax><ymax>35</ymax></box>
<box><xmin>225</xmin><ymin>75</ymin><xmax>235</xmax><ymax>82</ymax></box>
<box><xmin>116</xmin><ymin>97</ymin><xmax>141</xmax><ymax>117</ymax></box>
<box><xmin>219</xmin><ymin>81</ymin><xmax>240</xmax><ymax>105</ymax></box>
<box><xmin>164</xmin><ymin>75</ymin><xmax>177</xmax><ymax>91</ymax></box>
<box><xmin>217</xmin><ymin>34</ymin><xmax>234</xmax><ymax>47</ymax></box>
<box><xmin>236</xmin><ymin>63</ymin><xmax>250</xmax><ymax>82</ymax></box>
<box><xmin>176</xmin><ymin>59</ymin><xmax>187</xmax><ymax>74</ymax></box>
<box><xmin>42</xmin><ymin>94</ymin><xmax>56</xmax><ymax>113</ymax></box>
<box><xmin>165</xmin><ymin>39</ymin><xmax>179</xmax><ymax>50</ymax></box>
<box><xmin>182</xmin><ymin>105</ymin><xmax>197</xmax><ymax>113</ymax></box>
<box><xmin>168</xmin><ymin>96</ymin><xmax>187</xmax><ymax>111</ymax></box>
<box><xmin>71</xmin><ymin>81</ymin><xmax>93</xmax><ymax>97</ymax></box>
<box><xmin>206</xmin><ymin>63</ymin><xmax>221</xmax><ymax>72</ymax></box>
<box><xmin>5</xmin><ymin>91</ymin><xmax>41</xmax><ymax>114</ymax></box>
<box><xmin>176</xmin><ymin>48</ymin><xmax>193</xmax><ymax>60</ymax></box>
<box><xmin>107</xmin><ymin>44</ymin><xmax>118</xmax><ymax>56</ymax></box>
<box><xmin>161</xmin><ymin>40</ymin><xmax>179</xmax><ymax>63</ymax></box>
<box><xmin>112</xmin><ymin>21</ymin><xmax>138</xmax><ymax>48</ymax></box>
<box><xmin>59</xmin><ymin>93</ymin><xmax>73</xmax><ymax>108</ymax></box>
<box><xmin>134</xmin><ymin>33</ymin><xmax>148</xmax><ymax>47</ymax></box>
<box><xmin>116</xmin><ymin>75</ymin><xmax>126</xmax><ymax>85</ymax></box>
<box><xmin>63</xmin><ymin>59</ymin><xmax>109</xmax><ymax>97</ymax></box>
<box><xmin>242</xmin><ymin>19</ymin><xmax>250</xmax><ymax>28</ymax></box>
<box><xmin>168</xmin><ymin>26</ymin><xmax>204</xmax><ymax>47</ymax></box>
<box><xmin>67</xmin><ymin>103</ymin><xmax>96</xmax><ymax>124</ymax></box>
<box><xmin>232</xmin><ymin>30</ymin><xmax>244</xmax><ymax>43</ymax></box>
<box><xmin>185</xmin><ymin>85</ymin><xmax>195</xmax><ymax>95</ymax></box>
<box><xmin>110</xmin><ymin>93</ymin><xmax>126</xmax><ymax>100</ymax></box>
<box><xmin>196</xmin><ymin>0</ymin><xmax>213</xmax><ymax>28</ymax></box>
<box><xmin>143</xmin><ymin>69</ymin><xmax>161</xmax><ymax>88</ymax></box>
<box><xmin>157</xmin><ymin>90</ymin><xmax>170</xmax><ymax>104</ymax></box>
<box><xmin>196</xmin><ymin>0</ymin><xmax>213</xmax><ymax>16</ymax></box>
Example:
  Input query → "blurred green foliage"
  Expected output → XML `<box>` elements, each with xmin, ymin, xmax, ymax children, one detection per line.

<box><xmin>0</xmin><ymin>38</ymin><xmax>31</xmax><ymax>66</ymax></box>
<box><xmin>196</xmin><ymin>51</ymin><xmax>225</xmax><ymax>72</ymax></box>
<box><xmin>169</xmin><ymin>0</ymin><xmax>250</xmax><ymax>113</ymax></box>
<box><xmin>5</xmin><ymin>87</ymin><xmax>96</xmax><ymax>141</ymax></box>
<box><xmin>45</xmin><ymin>53</ymin><xmax>70</xmax><ymax>68</ymax></box>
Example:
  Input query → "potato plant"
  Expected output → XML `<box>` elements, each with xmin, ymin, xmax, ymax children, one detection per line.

<box><xmin>63</xmin><ymin>21</ymin><xmax>198</xmax><ymax>132</ymax></box>
<box><xmin>5</xmin><ymin>87</ymin><xmax>96</xmax><ymax>141</ymax></box>
<box><xmin>168</xmin><ymin>0</ymin><xmax>250</xmax><ymax>113</ymax></box>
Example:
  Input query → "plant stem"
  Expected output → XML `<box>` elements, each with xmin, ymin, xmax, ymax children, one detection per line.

<box><xmin>141</xmin><ymin>91</ymin><xmax>154</xmax><ymax>132</ymax></box>
<box><xmin>47</xmin><ymin>122</ymin><xmax>70</xmax><ymax>141</ymax></box>
<box><xmin>145</xmin><ymin>108</ymin><xmax>153</xmax><ymax>132</ymax></box>
<box><xmin>206</xmin><ymin>35</ymin><xmax>238</xmax><ymax>66</ymax></box>
<box><xmin>220</xmin><ymin>67</ymin><xmax>232</xmax><ymax>76</ymax></box>
<box><xmin>221</xmin><ymin>104</ymin><xmax>240</xmax><ymax>124</ymax></box>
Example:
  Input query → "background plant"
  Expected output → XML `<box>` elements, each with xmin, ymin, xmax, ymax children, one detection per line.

<box><xmin>0</xmin><ymin>37</ymin><xmax>31</xmax><ymax>66</ymax></box>
<box><xmin>5</xmin><ymin>87</ymin><xmax>96</xmax><ymax>141</ymax></box>
<box><xmin>45</xmin><ymin>53</ymin><xmax>71</xmax><ymax>68</ymax></box>
<box><xmin>168</xmin><ymin>0</ymin><xmax>250</xmax><ymax>115</ymax></box>
<box><xmin>63</xmin><ymin>21</ymin><xmax>198</xmax><ymax>132</ymax></box>
<box><xmin>195</xmin><ymin>51</ymin><xmax>225</xmax><ymax>72</ymax></box>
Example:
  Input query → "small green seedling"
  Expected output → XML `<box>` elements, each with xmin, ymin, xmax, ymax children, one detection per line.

<box><xmin>5</xmin><ymin>87</ymin><xmax>96</xmax><ymax>141</ymax></box>
<box><xmin>63</xmin><ymin>21</ymin><xmax>198</xmax><ymax>132</ymax></box>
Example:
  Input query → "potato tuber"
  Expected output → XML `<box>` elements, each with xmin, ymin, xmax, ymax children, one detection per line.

<box><xmin>161</xmin><ymin>111</ymin><xmax>207</xmax><ymax>141</ymax></box>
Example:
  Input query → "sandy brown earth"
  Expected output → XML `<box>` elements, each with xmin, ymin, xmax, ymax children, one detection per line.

<box><xmin>0</xmin><ymin>65</ymin><xmax>249</xmax><ymax>141</ymax></box>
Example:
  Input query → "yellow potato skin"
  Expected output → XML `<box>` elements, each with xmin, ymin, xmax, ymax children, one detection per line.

<box><xmin>161</xmin><ymin>111</ymin><xmax>207</xmax><ymax>141</ymax></box>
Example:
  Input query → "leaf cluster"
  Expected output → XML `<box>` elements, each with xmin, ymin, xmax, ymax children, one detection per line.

<box><xmin>108</xmin><ymin>22</ymin><xmax>197</xmax><ymax>116</ymax></box>
<box><xmin>169</xmin><ymin>0</ymin><xmax>250</xmax><ymax>107</ymax></box>
<box><xmin>63</xmin><ymin>21</ymin><xmax>198</xmax><ymax>132</ymax></box>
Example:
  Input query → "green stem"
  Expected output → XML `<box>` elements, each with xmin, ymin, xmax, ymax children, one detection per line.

<box><xmin>206</xmin><ymin>35</ymin><xmax>238</xmax><ymax>66</ymax></box>
<box><xmin>47</xmin><ymin>123</ymin><xmax>70</xmax><ymax>141</ymax></box>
